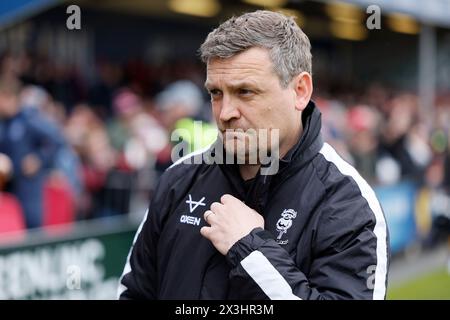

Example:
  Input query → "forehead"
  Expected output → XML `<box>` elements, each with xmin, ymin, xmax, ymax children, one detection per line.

<box><xmin>205</xmin><ymin>47</ymin><xmax>275</xmax><ymax>85</ymax></box>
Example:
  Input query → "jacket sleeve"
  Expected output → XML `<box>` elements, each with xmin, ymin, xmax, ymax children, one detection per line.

<box><xmin>226</xmin><ymin>195</ymin><xmax>389</xmax><ymax>300</ymax></box>
<box><xmin>117</xmin><ymin>173</ymin><xmax>173</xmax><ymax>300</ymax></box>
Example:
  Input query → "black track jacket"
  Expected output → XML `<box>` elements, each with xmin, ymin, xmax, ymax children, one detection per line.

<box><xmin>118</xmin><ymin>101</ymin><xmax>389</xmax><ymax>300</ymax></box>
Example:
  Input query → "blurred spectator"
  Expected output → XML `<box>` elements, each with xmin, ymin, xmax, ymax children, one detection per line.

<box><xmin>65</xmin><ymin>105</ymin><xmax>113</xmax><ymax>218</ymax></box>
<box><xmin>20</xmin><ymin>85</ymin><xmax>83</xmax><ymax>200</ymax></box>
<box><xmin>82</xmin><ymin>125</ymin><xmax>119</xmax><ymax>218</ymax></box>
<box><xmin>346</xmin><ymin>104</ymin><xmax>400</xmax><ymax>185</ymax></box>
<box><xmin>379</xmin><ymin>94</ymin><xmax>427</xmax><ymax>184</ymax></box>
<box><xmin>0</xmin><ymin>78</ymin><xmax>62</xmax><ymax>229</ymax></box>
<box><xmin>156</xmin><ymin>80</ymin><xmax>204</xmax><ymax>130</ymax></box>
<box><xmin>317</xmin><ymin>97</ymin><xmax>352</xmax><ymax>162</ymax></box>
<box><xmin>107</xmin><ymin>87</ymin><xmax>167</xmax><ymax>168</ymax></box>
<box><xmin>154</xmin><ymin>80</ymin><xmax>217</xmax><ymax>174</ymax></box>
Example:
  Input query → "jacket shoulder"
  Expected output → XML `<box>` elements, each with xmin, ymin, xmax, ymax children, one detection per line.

<box><xmin>312</xmin><ymin>143</ymin><xmax>382</xmax><ymax>215</ymax></box>
<box><xmin>157</xmin><ymin>145</ymin><xmax>215</xmax><ymax>194</ymax></box>
<box><xmin>310</xmin><ymin>143</ymin><xmax>387</xmax><ymax>240</ymax></box>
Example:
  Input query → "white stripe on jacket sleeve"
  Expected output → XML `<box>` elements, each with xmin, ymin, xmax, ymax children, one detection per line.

<box><xmin>117</xmin><ymin>208</ymin><xmax>149</xmax><ymax>299</ymax></box>
<box><xmin>319</xmin><ymin>143</ymin><xmax>388</xmax><ymax>300</ymax></box>
<box><xmin>240</xmin><ymin>250</ymin><xmax>302</xmax><ymax>300</ymax></box>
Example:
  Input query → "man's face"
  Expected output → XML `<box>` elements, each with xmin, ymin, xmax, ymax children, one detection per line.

<box><xmin>205</xmin><ymin>47</ymin><xmax>299</xmax><ymax>163</ymax></box>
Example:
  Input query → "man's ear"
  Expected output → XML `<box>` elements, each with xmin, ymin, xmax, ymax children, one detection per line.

<box><xmin>293</xmin><ymin>72</ymin><xmax>313</xmax><ymax>112</ymax></box>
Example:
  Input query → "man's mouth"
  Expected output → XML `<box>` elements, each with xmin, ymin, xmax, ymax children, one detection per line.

<box><xmin>221</xmin><ymin>130</ymin><xmax>246</xmax><ymax>139</ymax></box>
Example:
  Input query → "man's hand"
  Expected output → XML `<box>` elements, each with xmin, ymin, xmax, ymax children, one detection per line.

<box><xmin>200</xmin><ymin>194</ymin><xmax>264</xmax><ymax>255</ymax></box>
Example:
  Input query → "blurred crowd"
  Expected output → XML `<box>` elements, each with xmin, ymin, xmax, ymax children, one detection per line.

<box><xmin>0</xmin><ymin>51</ymin><xmax>450</xmax><ymax>246</ymax></box>
<box><xmin>319</xmin><ymin>85</ymin><xmax>450</xmax><ymax>189</ymax></box>
<box><xmin>0</xmin><ymin>51</ymin><xmax>214</xmax><ymax>234</ymax></box>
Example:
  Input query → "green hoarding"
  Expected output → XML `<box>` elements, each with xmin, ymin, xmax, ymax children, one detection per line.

<box><xmin>0</xmin><ymin>217</ymin><xmax>138</xmax><ymax>299</ymax></box>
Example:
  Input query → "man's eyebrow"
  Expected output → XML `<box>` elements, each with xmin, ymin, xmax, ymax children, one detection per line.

<box><xmin>204</xmin><ymin>81</ymin><xmax>214</xmax><ymax>90</ymax></box>
<box><xmin>204</xmin><ymin>80</ymin><xmax>259</xmax><ymax>90</ymax></box>
<box><xmin>229</xmin><ymin>81</ymin><xmax>258</xmax><ymax>89</ymax></box>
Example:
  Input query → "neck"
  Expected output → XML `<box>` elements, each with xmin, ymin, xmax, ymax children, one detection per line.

<box><xmin>279</xmin><ymin>123</ymin><xmax>303</xmax><ymax>159</ymax></box>
<box><xmin>239</xmin><ymin>164</ymin><xmax>261</xmax><ymax>181</ymax></box>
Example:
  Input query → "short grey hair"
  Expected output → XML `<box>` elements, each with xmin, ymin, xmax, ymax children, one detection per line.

<box><xmin>200</xmin><ymin>10</ymin><xmax>312</xmax><ymax>88</ymax></box>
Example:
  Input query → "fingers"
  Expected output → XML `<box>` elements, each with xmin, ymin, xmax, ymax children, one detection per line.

<box><xmin>200</xmin><ymin>226</ymin><xmax>212</xmax><ymax>239</ymax></box>
<box><xmin>203</xmin><ymin>210</ymin><xmax>215</xmax><ymax>224</ymax></box>
<box><xmin>220</xmin><ymin>194</ymin><xmax>235</xmax><ymax>204</ymax></box>
<box><xmin>210</xmin><ymin>201</ymin><xmax>223</xmax><ymax>213</ymax></box>
<box><xmin>221</xmin><ymin>194</ymin><xmax>246</xmax><ymax>209</ymax></box>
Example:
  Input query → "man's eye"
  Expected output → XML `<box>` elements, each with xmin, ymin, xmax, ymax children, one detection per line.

<box><xmin>209</xmin><ymin>89</ymin><xmax>222</xmax><ymax>97</ymax></box>
<box><xmin>238</xmin><ymin>89</ymin><xmax>253</xmax><ymax>96</ymax></box>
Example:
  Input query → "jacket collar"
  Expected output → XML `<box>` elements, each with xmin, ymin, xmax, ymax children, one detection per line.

<box><xmin>278</xmin><ymin>100</ymin><xmax>323</xmax><ymax>173</ymax></box>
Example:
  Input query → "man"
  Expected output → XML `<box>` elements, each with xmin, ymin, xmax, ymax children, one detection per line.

<box><xmin>0</xmin><ymin>78</ymin><xmax>62</xmax><ymax>229</ymax></box>
<box><xmin>118</xmin><ymin>10</ymin><xmax>389</xmax><ymax>300</ymax></box>
<box><xmin>154</xmin><ymin>79</ymin><xmax>217</xmax><ymax>175</ymax></box>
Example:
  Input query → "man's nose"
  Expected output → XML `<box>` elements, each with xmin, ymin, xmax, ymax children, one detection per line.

<box><xmin>219</xmin><ymin>95</ymin><xmax>240</xmax><ymax>122</ymax></box>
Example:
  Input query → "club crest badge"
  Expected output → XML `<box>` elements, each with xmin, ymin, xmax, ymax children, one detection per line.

<box><xmin>275</xmin><ymin>209</ymin><xmax>297</xmax><ymax>245</ymax></box>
